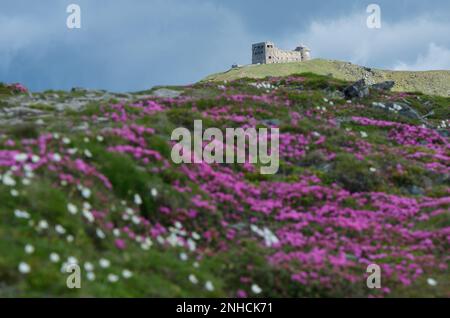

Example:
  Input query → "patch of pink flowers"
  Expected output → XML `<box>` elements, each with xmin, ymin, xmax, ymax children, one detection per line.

<box><xmin>7</xmin><ymin>83</ymin><xmax>28</xmax><ymax>94</ymax></box>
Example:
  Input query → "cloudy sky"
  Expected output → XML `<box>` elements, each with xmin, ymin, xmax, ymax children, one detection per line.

<box><xmin>1</xmin><ymin>0</ymin><xmax>449</xmax><ymax>92</ymax></box>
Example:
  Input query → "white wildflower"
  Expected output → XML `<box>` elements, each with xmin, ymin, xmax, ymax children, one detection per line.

<box><xmin>67</xmin><ymin>203</ymin><xmax>78</xmax><ymax>215</ymax></box>
<box><xmin>67</xmin><ymin>148</ymin><xmax>78</xmax><ymax>155</ymax></box>
<box><xmin>14</xmin><ymin>153</ymin><xmax>28</xmax><ymax>162</ymax></box>
<box><xmin>122</xmin><ymin>269</ymin><xmax>133</xmax><ymax>279</ymax></box>
<box><xmin>156</xmin><ymin>236</ymin><xmax>165</xmax><ymax>245</ymax></box>
<box><xmin>37</xmin><ymin>220</ymin><xmax>49</xmax><ymax>230</ymax></box>
<box><xmin>81</xmin><ymin>187</ymin><xmax>91</xmax><ymax>199</ymax></box>
<box><xmin>83</xmin><ymin>202</ymin><xmax>92</xmax><ymax>210</ymax></box>
<box><xmin>60</xmin><ymin>262</ymin><xmax>69</xmax><ymax>273</ymax></box>
<box><xmin>14</xmin><ymin>209</ymin><xmax>30</xmax><ymax>219</ymax></box>
<box><xmin>167</xmin><ymin>233</ymin><xmax>182</xmax><ymax>247</ymax></box>
<box><xmin>134</xmin><ymin>194</ymin><xmax>143</xmax><ymax>205</ymax></box>
<box><xmin>427</xmin><ymin>278</ymin><xmax>437</xmax><ymax>286</ymax></box>
<box><xmin>140</xmin><ymin>243</ymin><xmax>150</xmax><ymax>250</ymax></box>
<box><xmin>3</xmin><ymin>174</ymin><xmax>16</xmax><ymax>186</ymax></box>
<box><xmin>31</xmin><ymin>155</ymin><xmax>40</xmax><ymax>163</ymax></box>
<box><xmin>205</xmin><ymin>281</ymin><xmax>215</xmax><ymax>292</ymax></box>
<box><xmin>86</xmin><ymin>272</ymin><xmax>96</xmax><ymax>281</ymax></box>
<box><xmin>96</xmin><ymin>228</ymin><xmax>105</xmax><ymax>239</ymax></box>
<box><xmin>55</xmin><ymin>224</ymin><xmax>66</xmax><ymax>235</ymax></box>
<box><xmin>84</xmin><ymin>262</ymin><xmax>94</xmax><ymax>272</ymax></box>
<box><xmin>18</xmin><ymin>262</ymin><xmax>31</xmax><ymax>274</ymax></box>
<box><xmin>251</xmin><ymin>284</ymin><xmax>262</xmax><ymax>294</ymax></box>
<box><xmin>52</xmin><ymin>153</ymin><xmax>62</xmax><ymax>162</ymax></box>
<box><xmin>132</xmin><ymin>215</ymin><xmax>141</xmax><ymax>225</ymax></box>
<box><xmin>83</xmin><ymin>210</ymin><xmax>94</xmax><ymax>223</ymax></box>
<box><xmin>67</xmin><ymin>256</ymin><xmax>78</xmax><ymax>265</ymax></box>
<box><xmin>107</xmin><ymin>274</ymin><xmax>119</xmax><ymax>283</ymax></box>
<box><xmin>50</xmin><ymin>253</ymin><xmax>60</xmax><ymax>263</ymax></box>
<box><xmin>263</xmin><ymin>227</ymin><xmax>279</xmax><ymax>247</ymax></box>
<box><xmin>144</xmin><ymin>237</ymin><xmax>153</xmax><ymax>247</ymax></box>
<box><xmin>24</xmin><ymin>244</ymin><xmax>35</xmax><ymax>254</ymax></box>
<box><xmin>99</xmin><ymin>258</ymin><xmax>110</xmax><ymax>268</ymax></box>
<box><xmin>84</xmin><ymin>149</ymin><xmax>93</xmax><ymax>158</ymax></box>
<box><xmin>188</xmin><ymin>274</ymin><xmax>198</xmax><ymax>284</ymax></box>
<box><xmin>22</xmin><ymin>167</ymin><xmax>30</xmax><ymax>175</ymax></box>
<box><xmin>187</xmin><ymin>239</ymin><xmax>196</xmax><ymax>252</ymax></box>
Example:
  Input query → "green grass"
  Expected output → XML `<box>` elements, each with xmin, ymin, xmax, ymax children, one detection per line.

<box><xmin>203</xmin><ymin>59</ymin><xmax>450</xmax><ymax>97</ymax></box>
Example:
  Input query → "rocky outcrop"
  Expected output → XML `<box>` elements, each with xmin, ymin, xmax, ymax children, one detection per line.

<box><xmin>343</xmin><ymin>79</ymin><xmax>370</xmax><ymax>99</ymax></box>
<box><xmin>344</xmin><ymin>79</ymin><xmax>397</xmax><ymax>99</ymax></box>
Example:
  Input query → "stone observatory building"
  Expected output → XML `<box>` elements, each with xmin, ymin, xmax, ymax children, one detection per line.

<box><xmin>252</xmin><ymin>41</ymin><xmax>311</xmax><ymax>64</ymax></box>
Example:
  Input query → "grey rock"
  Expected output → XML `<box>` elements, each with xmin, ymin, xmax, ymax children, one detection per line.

<box><xmin>71</xmin><ymin>87</ymin><xmax>87</xmax><ymax>93</ymax></box>
<box><xmin>398</xmin><ymin>104</ymin><xmax>422</xmax><ymax>120</ymax></box>
<box><xmin>100</xmin><ymin>93</ymin><xmax>115</xmax><ymax>100</ymax></box>
<box><xmin>0</xmin><ymin>118</ymin><xmax>23</xmax><ymax>125</ymax></box>
<box><xmin>95</xmin><ymin>117</ymin><xmax>109</xmax><ymax>123</ymax></box>
<box><xmin>2</xmin><ymin>106</ymin><xmax>44</xmax><ymax>117</ymax></box>
<box><xmin>343</xmin><ymin>79</ymin><xmax>370</xmax><ymax>99</ymax></box>
<box><xmin>317</xmin><ymin>163</ymin><xmax>332</xmax><ymax>173</ymax></box>
<box><xmin>72</xmin><ymin>122</ymin><xmax>90</xmax><ymax>131</ymax></box>
<box><xmin>405</xmin><ymin>185</ymin><xmax>425</xmax><ymax>196</ymax></box>
<box><xmin>371</xmin><ymin>81</ymin><xmax>395</xmax><ymax>91</ymax></box>
<box><xmin>436</xmin><ymin>174</ymin><xmax>449</xmax><ymax>185</ymax></box>
<box><xmin>152</xmin><ymin>88</ymin><xmax>182</xmax><ymax>99</ymax></box>
<box><xmin>54</xmin><ymin>101</ymin><xmax>85</xmax><ymax>112</ymax></box>
<box><xmin>261</xmin><ymin>119</ymin><xmax>281</xmax><ymax>126</ymax></box>
<box><xmin>371</xmin><ymin>102</ymin><xmax>423</xmax><ymax>120</ymax></box>
<box><xmin>35</xmin><ymin>119</ymin><xmax>45</xmax><ymax>125</ymax></box>
<box><xmin>329</xmin><ymin>90</ymin><xmax>345</xmax><ymax>99</ymax></box>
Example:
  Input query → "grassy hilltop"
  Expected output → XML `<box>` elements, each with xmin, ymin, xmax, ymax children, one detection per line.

<box><xmin>0</xmin><ymin>71</ymin><xmax>449</xmax><ymax>297</ymax></box>
<box><xmin>204</xmin><ymin>59</ymin><xmax>450</xmax><ymax>97</ymax></box>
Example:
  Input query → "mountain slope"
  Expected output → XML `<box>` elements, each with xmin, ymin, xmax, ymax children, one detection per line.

<box><xmin>204</xmin><ymin>59</ymin><xmax>450</xmax><ymax>97</ymax></box>
<box><xmin>0</xmin><ymin>76</ymin><xmax>449</xmax><ymax>297</ymax></box>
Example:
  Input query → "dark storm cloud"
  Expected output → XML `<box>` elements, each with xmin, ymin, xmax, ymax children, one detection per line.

<box><xmin>0</xmin><ymin>0</ymin><xmax>449</xmax><ymax>91</ymax></box>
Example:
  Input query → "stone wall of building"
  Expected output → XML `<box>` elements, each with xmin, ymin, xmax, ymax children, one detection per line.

<box><xmin>252</xmin><ymin>41</ymin><xmax>311</xmax><ymax>64</ymax></box>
